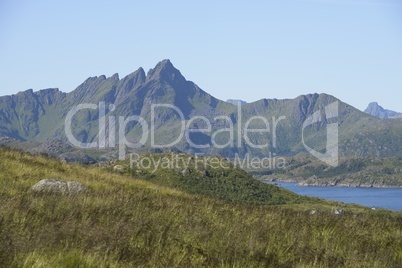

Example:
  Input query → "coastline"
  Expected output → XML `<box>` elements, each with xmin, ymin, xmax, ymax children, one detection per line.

<box><xmin>260</xmin><ymin>178</ymin><xmax>402</xmax><ymax>189</ymax></box>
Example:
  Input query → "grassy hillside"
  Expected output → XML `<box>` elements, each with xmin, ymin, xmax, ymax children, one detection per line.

<box><xmin>110</xmin><ymin>153</ymin><xmax>309</xmax><ymax>205</ymax></box>
<box><xmin>1</xmin><ymin>147</ymin><xmax>402</xmax><ymax>267</ymax></box>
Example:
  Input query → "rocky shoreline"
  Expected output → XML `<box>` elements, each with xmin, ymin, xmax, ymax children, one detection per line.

<box><xmin>261</xmin><ymin>178</ymin><xmax>402</xmax><ymax>189</ymax></box>
<box><xmin>295</xmin><ymin>181</ymin><xmax>402</xmax><ymax>189</ymax></box>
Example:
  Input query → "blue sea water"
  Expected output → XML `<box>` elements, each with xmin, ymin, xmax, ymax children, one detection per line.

<box><xmin>270</xmin><ymin>182</ymin><xmax>402</xmax><ymax>211</ymax></box>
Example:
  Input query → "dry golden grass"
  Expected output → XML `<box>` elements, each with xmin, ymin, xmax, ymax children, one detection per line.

<box><xmin>1</xmin><ymin>147</ymin><xmax>402</xmax><ymax>267</ymax></box>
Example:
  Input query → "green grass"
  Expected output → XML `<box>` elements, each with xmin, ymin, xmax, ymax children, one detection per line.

<box><xmin>1</xmin><ymin>147</ymin><xmax>402</xmax><ymax>267</ymax></box>
<box><xmin>116</xmin><ymin>153</ymin><xmax>308</xmax><ymax>205</ymax></box>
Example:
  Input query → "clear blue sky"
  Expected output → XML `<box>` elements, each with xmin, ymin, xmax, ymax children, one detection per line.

<box><xmin>1</xmin><ymin>0</ymin><xmax>401</xmax><ymax>111</ymax></box>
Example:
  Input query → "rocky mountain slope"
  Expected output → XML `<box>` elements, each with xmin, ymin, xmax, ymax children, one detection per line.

<box><xmin>1</xmin><ymin>60</ymin><xmax>401</xmax><ymax>159</ymax></box>
<box><xmin>364</xmin><ymin>102</ymin><xmax>402</xmax><ymax>119</ymax></box>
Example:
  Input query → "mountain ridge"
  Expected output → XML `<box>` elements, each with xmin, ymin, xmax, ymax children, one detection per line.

<box><xmin>0</xmin><ymin>59</ymin><xmax>401</xmax><ymax>158</ymax></box>
<box><xmin>364</xmin><ymin>102</ymin><xmax>402</xmax><ymax>119</ymax></box>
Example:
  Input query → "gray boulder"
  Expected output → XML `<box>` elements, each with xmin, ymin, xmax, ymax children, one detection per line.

<box><xmin>113</xmin><ymin>165</ymin><xmax>125</xmax><ymax>174</ymax></box>
<box><xmin>31</xmin><ymin>179</ymin><xmax>86</xmax><ymax>194</ymax></box>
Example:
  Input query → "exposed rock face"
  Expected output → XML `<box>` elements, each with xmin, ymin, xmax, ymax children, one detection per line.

<box><xmin>31</xmin><ymin>179</ymin><xmax>86</xmax><ymax>194</ymax></box>
<box><xmin>28</xmin><ymin>138</ymin><xmax>75</xmax><ymax>155</ymax></box>
<box><xmin>57</xmin><ymin>151</ymin><xmax>96</xmax><ymax>164</ymax></box>
<box><xmin>364</xmin><ymin>102</ymin><xmax>401</xmax><ymax>119</ymax></box>
<box><xmin>0</xmin><ymin>60</ymin><xmax>402</xmax><ymax>158</ymax></box>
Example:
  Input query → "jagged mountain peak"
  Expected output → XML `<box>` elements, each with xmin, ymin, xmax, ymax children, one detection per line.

<box><xmin>121</xmin><ymin>67</ymin><xmax>145</xmax><ymax>82</ymax></box>
<box><xmin>1</xmin><ymin>61</ymin><xmax>402</xmax><ymax>158</ymax></box>
<box><xmin>110</xmin><ymin>73</ymin><xmax>119</xmax><ymax>81</ymax></box>
<box><xmin>364</xmin><ymin>102</ymin><xmax>401</xmax><ymax>119</ymax></box>
<box><xmin>14</xmin><ymin>88</ymin><xmax>35</xmax><ymax>96</ymax></box>
<box><xmin>150</xmin><ymin>59</ymin><xmax>173</xmax><ymax>72</ymax></box>
<box><xmin>146</xmin><ymin>59</ymin><xmax>186</xmax><ymax>84</ymax></box>
<box><xmin>36</xmin><ymin>88</ymin><xmax>60</xmax><ymax>94</ymax></box>
<box><xmin>115</xmin><ymin>67</ymin><xmax>146</xmax><ymax>100</ymax></box>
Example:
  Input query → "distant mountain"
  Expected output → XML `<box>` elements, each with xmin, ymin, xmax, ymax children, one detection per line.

<box><xmin>227</xmin><ymin>99</ymin><xmax>247</xmax><ymax>106</ymax></box>
<box><xmin>364</xmin><ymin>102</ymin><xmax>402</xmax><ymax>119</ymax></box>
<box><xmin>0</xmin><ymin>59</ymin><xmax>402</xmax><ymax>159</ymax></box>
